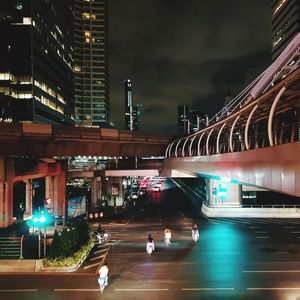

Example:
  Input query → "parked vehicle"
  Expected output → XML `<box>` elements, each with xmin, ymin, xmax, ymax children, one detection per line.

<box><xmin>153</xmin><ymin>185</ymin><xmax>160</xmax><ymax>192</ymax></box>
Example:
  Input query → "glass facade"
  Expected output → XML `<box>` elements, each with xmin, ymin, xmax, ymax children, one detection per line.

<box><xmin>0</xmin><ymin>0</ymin><xmax>74</xmax><ymax>124</ymax></box>
<box><xmin>74</xmin><ymin>0</ymin><xmax>110</xmax><ymax>127</ymax></box>
<box><xmin>271</xmin><ymin>0</ymin><xmax>300</xmax><ymax>60</ymax></box>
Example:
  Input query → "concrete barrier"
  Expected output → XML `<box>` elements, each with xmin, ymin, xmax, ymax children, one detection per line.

<box><xmin>0</xmin><ymin>259</ymin><xmax>36</xmax><ymax>272</ymax></box>
<box><xmin>202</xmin><ymin>203</ymin><xmax>300</xmax><ymax>218</ymax></box>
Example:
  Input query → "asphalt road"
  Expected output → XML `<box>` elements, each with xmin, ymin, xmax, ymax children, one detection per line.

<box><xmin>1</xmin><ymin>179</ymin><xmax>300</xmax><ymax>300</ymax></box>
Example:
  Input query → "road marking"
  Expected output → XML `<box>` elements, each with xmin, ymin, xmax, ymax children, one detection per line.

<box><xmin>254</xmin><ymin>231</ymin><xmax>268</xmax><ymax>233</ymax></box>
<box><xmin>243</xmin><ymin>270</ymin><xmax>300</xmax><ymax>273</ymax></box>
<box><xmin>0</xmin><ymin>289</ymin><xmax>38</xmax><ymax>292</ymax></box>
<box><xmin>90</xmin><ymin>255</ymin><xmax>105</xmax><ymax>261</ymax></box>
<box><xmin>115</xmin><ymin>288</ymin><xmax>169</xmax><ymax>291</ymax></box>
<box><xmin>247</xmin><ymin>287</ymin><xmax>300</xmax><ymax>291</ymax></box>
<box><xmin>291</xmin><ymin>231</ymin><xmax>300</xmax><ymax>233</ymax></box>
<box><xmin>83</xmin><ymin>262</ymin><xmax>101</xmax><ymax>270</ymax></box>
<box><xmin>182</xmin><ymin>288</ymin><xmax>234</xmax><ymax>291</ymax></box>
<box><xmin>255</xmin><ymin>236</ymin><xmax>270</xmax><ymax>238</ymax></box>
<box><xmin>55</xmin><ymin>288</ymin><xmax>100</xmax><ymax>292</ymax></box>
<box><xmin>97</xmin><ymin>244</ymin><xmax>110</xmax><ymax>248</ymax></box>
<box><xmin>249</xmin><ymin>226</ymin><xmax>260</xmax><ymax>229</ymax></box>
<box><xmin>284</xmin><ymin>226</ymin><xmax>294</xmax><ymax>228</ymax></box>
<box><xmin>94</xmin><ymin>248</ymin><xmax>108</xmax><ymax>254</ymax></box>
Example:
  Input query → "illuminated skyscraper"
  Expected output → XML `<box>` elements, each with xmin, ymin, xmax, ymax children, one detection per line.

<box><xmin>124</xmin><ymin>79</ymin><xmax>139</xmax><ymax>131</ymax></box>
<box><xmin>271</xmin><ymin>0</ymin><xmax>300</xmax><ymax>60</ymax></box>
<box><xmin>74</xmin><ymin>0</ymin><xmax>110</xmax><ymax>127</ymax></box>
<box><xmin>0</xmin><ymin>0</ymin><xmax>74</xmax><ymax>124</ymax></box>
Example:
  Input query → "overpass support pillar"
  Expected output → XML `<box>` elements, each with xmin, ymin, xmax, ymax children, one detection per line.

<box><xmin>208</xmin><ymin>179</ymin><xmax>242</xmax><ymax>207</ymax></box>
<box><xmin>45</xmin><ymin>163</ymin><xmax>67</xmax><ymax>218</ymax></box>
<box><xmin>107</xmin><ymin>177</ymin><xmax>123</xmax><ymax>207</ymax></box>
<box><xmin>24</xmin><ymin>179</ymin><xmax>33</xmax><ymax>218</ymax></box>
<box><xmin>91</xmin><ymin>177</ymin><xmax>102</xmax><ymax>207</ymax></box>
<box><xmin>0</xmin><ymin>157</ymin><xmax>14</xmax><ymax>227</ymax></box>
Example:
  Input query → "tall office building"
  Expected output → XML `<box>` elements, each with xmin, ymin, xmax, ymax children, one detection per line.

<box><xmin>271</xmin><ymin>0</ymin><xmax>300</xmax><ymax>60</ymax></box>
<box><xmin>0</xmin><ymin>0</ymin><xmax>74</xmax><ymax>124</ymax></box>
<box><xmin>74</xmin><ymin>0</ymin><xmax>110</xmax><ymax>127</ymax></box>
<box><xmin>177</xmin><ymin>105</ymin><xmax>190</xmax><ymax>134</ymax></box>
<box><xmin>124</xmin><ymin>79</ymin><xmax>139</xmax><ymax>130</ymax></box>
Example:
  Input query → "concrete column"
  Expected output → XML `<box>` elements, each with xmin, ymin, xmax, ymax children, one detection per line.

<box><xmin>0</xmin><ymin>156</ymin><xmax>5</xmax><ymax>227</ymax></box>
<box><xmin>107</xmin><ymin>177</ymin><xmax>123</xmax><ymax>207</ymax></box>
<box><xmin>53</xmin><ymin>172</ymin><xmax>66</xmax><ymax>218</ymax></box>
<box><xmin>0</xmin><ymin>157</ymin><xmax>14</xmax><ymax>227</ymax></box>
<box><xmin>45</xmin><ymin>176</ymin><xmax>54</xmax><ymax>201</ymax></box>
<box><xmin>208</xmin><ymin>179</ymin><xmax>242</xmax><ymax>207</ymax></box>
<box><xmin>24</xmin><ymin>179</ymin><xmax>33</xmax><ymax>217</ymax></box>
<box><xmin>91</xmin><ymin>176</ymin><xmax>102</xmax><ymax>208</ymax></box>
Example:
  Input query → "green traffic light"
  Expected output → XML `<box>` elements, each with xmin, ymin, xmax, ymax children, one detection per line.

<box><xmin>39</xmin><ymin>215</ymin><xmax>46</xmax><ymax>223</ymax></box>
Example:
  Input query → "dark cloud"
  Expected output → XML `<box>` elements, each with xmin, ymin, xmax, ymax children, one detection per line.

<box><xmin>109</xmin><ymin>0</ymin><xmax>271</xmax><ymax>133</ymax></box>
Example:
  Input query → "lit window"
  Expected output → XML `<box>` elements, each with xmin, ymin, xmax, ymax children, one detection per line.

<box><xmin>84</xmin><ymin>31</ymin><xmax>91</xmax><ymax>37</ymax></box>
<box><xmin>85</xmin><ymin>38</ymin><xmax>90</xmax><ymax>43</ymax></box>
<box><xmin>23</xmin><ymin>17</ymin><xmax>32</xmax><ymax>24</ymax></box>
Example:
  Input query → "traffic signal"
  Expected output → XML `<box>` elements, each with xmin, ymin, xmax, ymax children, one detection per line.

<box><xmin>30</xmin><ymin>211</ymin><xmax>50</xmax><ymax>227</ymax></box>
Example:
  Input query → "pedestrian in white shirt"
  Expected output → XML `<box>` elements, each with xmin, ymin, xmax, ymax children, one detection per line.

<box><xmin>98</xmin><ymin>262</ymin><xmax>109</xmax><ymax>286</ymax></box>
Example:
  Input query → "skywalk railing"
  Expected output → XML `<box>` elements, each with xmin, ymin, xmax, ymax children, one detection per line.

<box><xmin>165</xmin><ymin>67</ymin><xmax>300</xmax><ymax>158</ymax></box>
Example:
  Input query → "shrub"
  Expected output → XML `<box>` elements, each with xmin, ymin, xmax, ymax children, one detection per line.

<box><xmin>47</xmin><ymin>220</ymin><xmax>90</xmax><ymax>258</ymax></box>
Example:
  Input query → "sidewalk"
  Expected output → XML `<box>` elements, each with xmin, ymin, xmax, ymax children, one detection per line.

<box><xmin>0</xmin><ymin>259</ymin><xmax>39</xmax><ymax>273</ymax></box>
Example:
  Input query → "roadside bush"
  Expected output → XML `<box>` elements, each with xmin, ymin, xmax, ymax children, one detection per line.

<box><xmin>47</xmin><ymin>220</ymin><xmax>90</xmax><ymax>259</ymax></box>
<box><xmin>75</xmin><ymin>220</ymin><xmax>89</xmax><ymax>246</ymax></box>
<box><xmin>48</xmin><ymin>230</ymin><xmax>62</xmax><ymax>258</ymax></box>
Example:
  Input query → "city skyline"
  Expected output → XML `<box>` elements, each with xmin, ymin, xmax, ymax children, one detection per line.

<box><xmin>109</xmin><ymin>0</ymin><xmax>271</xmax><ymax>133</ymax></box>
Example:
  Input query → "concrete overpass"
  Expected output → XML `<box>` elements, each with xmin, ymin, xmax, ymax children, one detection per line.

<box><xmin>0</xmin><ymin>123</ymin><xmax>171</xmax><ymax>157</ymax></box>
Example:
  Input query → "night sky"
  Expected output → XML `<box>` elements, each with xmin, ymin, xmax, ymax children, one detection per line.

<box><xmin>109</xmin><ymin>0</ymin><xmax>271</xmax><ymax>133</ymax></box>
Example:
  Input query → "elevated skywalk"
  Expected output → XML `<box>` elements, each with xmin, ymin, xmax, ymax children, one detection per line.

<box><xmin>162</xmin><ymin>34</ymin><xmax>300</xmax><ymax>197</ymax></box>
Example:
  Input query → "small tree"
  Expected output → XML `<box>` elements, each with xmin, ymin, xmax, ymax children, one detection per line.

<box><xmin>48</xmin><ymin>230</ymin><xmax>62</xmax><ymax>258</ymax></box>
<box><xmin>59</xmin><ymin>229</ymin><xmax>78</xmax><ymax>257</ymax></box>
<box><xmin>75</xmin><ymin>220</ymin><xmax>89</xmax><ymax>246</ymax></box>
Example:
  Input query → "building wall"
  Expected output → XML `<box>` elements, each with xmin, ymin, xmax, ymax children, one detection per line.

<box><xmin>74</xmin><ymin>0</ymin><xmax>110</xmax><ymax>127</ymax></box>
<box><xmin>0</xmin><ymin>0</ymin><xmax>74</xmax><ymax>125</ymax></box>
<box><xmin>271</xmin><ymin>0</ymin><xmax>300</xmax><ymax>60</ymax></box>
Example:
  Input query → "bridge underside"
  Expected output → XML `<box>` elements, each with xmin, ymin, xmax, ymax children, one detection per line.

<box><xmin>160</xmin><ymin>141</ymin><xmax>300</xmax><ymax>197</ymax></box>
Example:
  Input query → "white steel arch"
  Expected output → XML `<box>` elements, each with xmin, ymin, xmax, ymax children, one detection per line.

<box><xmin>245</xmin><ymin>104</ymin><xmax>258</xmax><ymax>150</ymax></box>
<box><xmin>216</xmin><ymin>123</ymin><xmax>226</xmax><ymax>154</ymax></box>
<box><xmin>268</xmin><ymin>86</ymin><xmax>287</xmax><ymax>146</ymax></box>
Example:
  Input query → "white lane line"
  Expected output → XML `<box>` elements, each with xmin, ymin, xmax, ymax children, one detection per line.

<box><xmin>291</xmin><ymin>231</ymin><xmax>300</xmax><ymax>233</ymax></box>
<box><xmin>55</xmin><ymin>288</ymin><xmax>100</xmax><ymax>292</ymax></box>
<box><xmin>247</xmin><ymin>287</ymin><xmax>300</xmax><ymax>291</ymax></box>
<box><xmin>249</xmin><ymin>226</ymin><xmax>260</xmax><ymax>229</ymax></box>
<box><xmin>182</xmin><ymin>288</ymin><xmax>234</xmax><ymax>291</ymax></box>
<box><xmin>0</xmin><ymin>289</ymin><xmax>38</xmax><ymax>292</ymax></box>
<box><xmin>255</xmin><ymin>236</ymin><xmax>270</xmax><ymax>238</ymax></box>
<box><xmin>284</xmin><ymin>226</ymin><xmax>294</xmax><ymax>228</ymax></box>
<box><xmin>115</xmin><ymin>288</ymin><xmax>169</xmax><ymax>291</ymax></box>
<box><xmin>89</xmin><ymin>255</ymin><xmax>105</xmax><ymax>261</ymax></box>
<box><xmin>254</xmin><ymin>231</ymin><xmax>268</xmax><ymax>233</ymax></box>
<box><xmin>83</xmin><ymin>261</ymin><xmax>101</xmax><ymax>270</ymax></box>
<box><xmin>97</xmin><ymin>243</ymin><xmax>110</xmax><ymax>248</ymax></box>
<box><xmin>94</xmin><ymin>248</ymin><xmax>108</xmax><ymax>254</ymax></box>
<box><xmin>243</xmin><ymin>270</ymin><xmax>300</xmax><ymax>273</ymax></box>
